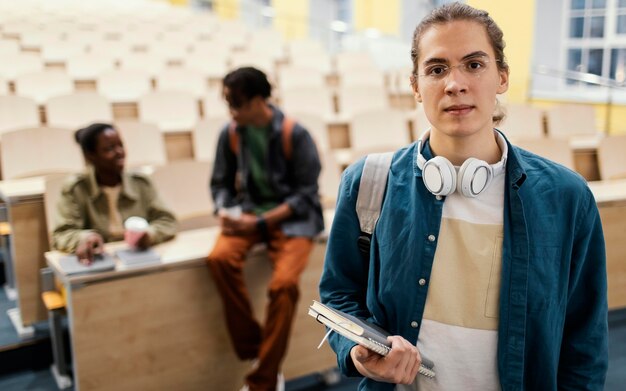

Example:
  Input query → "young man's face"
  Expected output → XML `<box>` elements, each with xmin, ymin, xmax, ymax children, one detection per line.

<box><xmin>412</xmin><ymin>20</ymin><xmax>509</xmax><ymax>140</ymax></box>
<box><xmin>223</xmin><ymin>86</ymin><xmax>262</xmax><ymax>126</ymax></box>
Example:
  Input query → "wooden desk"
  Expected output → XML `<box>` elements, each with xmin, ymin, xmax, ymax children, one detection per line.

<box><xmin>0</xmin><ymin>177</ymin><xmax>48</xmax><ymax>333</ymax></box>
<box><xmin>589</xmin><ymin>178</ymin><xmax>626</xmax><ymax>309</ymax></box>
<box><xmin>46</xmin><ymin>227</ymin><xmax>336</xmax><ymax>391</ymax></box>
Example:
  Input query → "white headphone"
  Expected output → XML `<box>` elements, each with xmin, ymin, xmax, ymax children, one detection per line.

<box><xmin>416</xmin><ymin>130</ymin><xmax>500</xmax><ymax>198</ymax></box>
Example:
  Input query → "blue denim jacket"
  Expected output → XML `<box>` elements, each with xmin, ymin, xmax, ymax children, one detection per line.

<box><xmin>319</xmin><ymin>136</ymin><xmax>608</xmax><ymax>390</ymax></box>
<box><xmin>210</xmin><ymin>105</ymin><xmax>324</xmax><ymax>238</ymax></box>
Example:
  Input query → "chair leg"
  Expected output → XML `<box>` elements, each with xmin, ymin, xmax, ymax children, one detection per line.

<box><xmin>48</xmin><ymin>308</ymin><xmax>72</xmax><ymax>389</ymax></box>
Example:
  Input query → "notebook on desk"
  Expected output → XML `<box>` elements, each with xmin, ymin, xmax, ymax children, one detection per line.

<box><xmin>115</xmin><ymin>248</ymin><xmax>161</xmax><ymax>269</ymax></box>
<box><xmin>57</xmin><ymin>253</ymin><xmax>116</xmax><ymax>275</ymax></box>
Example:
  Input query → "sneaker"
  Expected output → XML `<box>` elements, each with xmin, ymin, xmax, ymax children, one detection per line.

<box><xmin>276</xmin><ymin>373</ymin><xmax>285</xmax><ymax>391</ymax></box>
<box><xmin>240</xmin><ymin>373</ymin><xmax>284</xmax><ymax>391</ymax></box>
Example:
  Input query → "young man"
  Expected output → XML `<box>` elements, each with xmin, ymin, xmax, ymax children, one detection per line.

<box><xmin>207</xmin><ymin>67</ymin><xmax>324</xmax><ymax>391</ymax></box>
<box><xmin>319</xmin><ymin>3</ymin><xmax>608</xmax><ymax>391</ymax></box>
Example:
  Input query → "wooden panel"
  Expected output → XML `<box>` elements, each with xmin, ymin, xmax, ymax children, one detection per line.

<box><xmin>599</xmin><ymin>204</ymin><xmax>626</xmax><ymax>309</ymax></box>
<box><xmin>164</xmin><ymin>132</ymin><xmax>194</xmax><ymax>161</ymax></box>
<box><xmin>328</xmin><ymin>123</ymin><xmax>349</xmax><ymax>149</ymax></box>
<box><xmin>573</xmin><ymin>149</ymin><xmax>600</xmax><ymax>182</ymax></box>
<box><xmin>10</xmin><ymin>199</ymin><xmax>49</xmax><ymax>325</ymax></box>
<box><xmin>69</xmin><ymin>242</ymin><xmax>335</xmax><ymax>390</ymax></box>
<box><xmin>112</xmin><ymin>103</ymin><xmax>139</xmax><ymax>121</ymax></box>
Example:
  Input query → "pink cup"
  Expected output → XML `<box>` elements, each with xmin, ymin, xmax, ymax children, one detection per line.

<box><xmin>124</xmin><ymin>216</ymin><xmax>149</xmax><ymax>248</ymax></box>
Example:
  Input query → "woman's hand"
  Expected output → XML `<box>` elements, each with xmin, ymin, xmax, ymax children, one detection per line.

<box><xmin>220</xmin><ymin>213</ymin><xmax>258</xmax><ymax>236</ymax></box>
<box><xmin>75</xmin><ymin>232</ymin><xmax>105</xmax><ymax>265</ymax></box>
<box><xmin>350</xmin><ymin>335</ymin><xmax>422</xmax><ymax>385</ymax></box>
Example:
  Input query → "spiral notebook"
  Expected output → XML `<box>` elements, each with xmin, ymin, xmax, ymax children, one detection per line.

<box><xmin>308</xmin><ymin>300</ymin><xmax>436</xmax><ymax>378</ymax></box>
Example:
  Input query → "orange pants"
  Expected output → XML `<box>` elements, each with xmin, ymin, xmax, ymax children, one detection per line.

<box><xmin>207</xmin><ymin>227</ymin><xmax>313</xmax><ymax>391</ymax></box>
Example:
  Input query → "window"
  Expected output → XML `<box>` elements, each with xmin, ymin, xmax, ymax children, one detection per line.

<box><xmin>565</xmin><ymin>0</ymin><xmax>626</xmax><ymax>85</ymax></box>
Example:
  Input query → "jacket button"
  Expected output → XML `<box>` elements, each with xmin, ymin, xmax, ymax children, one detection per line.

<box><xmin>418</xmin><ymin>278</ymin><xmax>426</xmax><ymax>286</ymax></box>
<box><xmin>427</xmin><ymin>234</ymin><xmax>436</xmax><ymax>242</ymax></box>
<box><xmin>410</xmin><ymin>321</ymin><xmax>419</xmax><ymax>328</ymax></box>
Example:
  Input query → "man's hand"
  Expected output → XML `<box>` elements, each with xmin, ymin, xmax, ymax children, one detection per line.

<box><xmin>220</xmin><ymin>213</ymin><xmax>258</xmax><ymax>236</ymax></box>
<box><xmin>76</xmin><ymin>232</ymin><xmax>105</xmax><ymax>265</ymax></box>
<box><xmin>350</xmin><ymin>335</ymin><xmax>422</xmax><ymax>385</ymax></box>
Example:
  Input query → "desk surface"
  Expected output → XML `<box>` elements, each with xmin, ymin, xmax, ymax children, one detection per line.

<box><xmin>588</xmin><ymin>178</ymin><xmax>626</xmax><ymax>205</ymax></box>
<box><xmin>46</xmin><ymin>208</ymin><xmax>335</xmax><ymax>286</ymax></box>
<box><xmin>0</xmin><ymin>176</ymin><xmax>45</xmax><ymax>203</ymax></box>
<box><xmin>46</xmin><ymin>226</ymin><xmax>220</xmax><ymax>285</ymax></box>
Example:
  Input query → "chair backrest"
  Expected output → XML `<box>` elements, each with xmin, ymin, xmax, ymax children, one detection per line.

<box><xmin>97</xmin><ymin>69</ymin><xmax>152</xmax><ymax>103</ymax></box>
<box><xmin>279</xmin><ymin>66</ymin><xmax>325</xmax><ymax>90</ymax></box>
<box><xmin>14</xmin><ymin>70</ymin><xmax>74</xmax><ymax>104</ymax></box>
<box><xmin>115</xmin><ymin>120</ymin><xmax>167</xmax><ymax>168</ymax></box>
<box><xmin>1</xmin><ymin>127</ymin><xmax>85</xmax><ymax>179</ymax></box>
<box><xmin>515</xmin><ymin>138</ymin><xmax>575</xmax><ymax>170</ymax></box>
<box><xmin>202</xmin><ymin>89</ymin><xmax>230</xmax><ymax>119</ymax></box>
<box><xmin>545</xmin><ymin>104</ymin><xmax>598</xmax><ymax>137</ymax></box>
<box><xmin>183</xmin><ymin>53</ymin><xmax>230</xmax><ymax>80</ymax></box>
<box><xmin>338</xmin><ymin>85</ymin><xmax>389</xmax><ymax>118</ymax></box>
<box><xmin>138</xmin><ymin>90</ymin><xmax>199</xmax><ymax>132</ymax></box>
<box><xmin>290</xmin><ymin>53</ymin><xmax>332</xmax><ymax>75</ymax></box>
<box><xmin>66</xmin><ymin>53</ymin><xmax>116</xmax><ymax>80</ymax></box>
<box><xmin>149</xmin><ymin>160</ymin><xmax>217</xmax><ymax>231</ymax></box>
<box><xmin>290</xmin><ymin>112</ymin><xmax>330</xmax><ymax>151</ymax></box>
<box><xmin>281</xmin><ymin>86</ymin><xmax>335</xmax><ymax>118</ymax></box>
<box><xmin>46</xmin><ymin>92</ymin><xmax>113</xmax><ymax>129</ymax></box>
<box><xmin>193</xmin><ymin>116</ymin><xmax>230</xmax><ymax>162</ymax></box>
<box><xmin>0</xmin><ymin>40</ymin><xmax>19</xmax><ymax>56</ymax></box>
<box><xmin>0</xmin><ymin>53</ymin><xmax>43</xmax><ymax>80</ymax></box>
<box><xmin>499</xmin><ymin>104</ymin><xmax>545</xmax><ymax>141</ymax></box>
<box><xmin>319</xmin><ymin>151</ymin><xmax>342</xmax><ymax>209</ymax></box>
<box><xmin>156</xmin><ymin>68</ymin><xmax>208</xmax><ymax>98</ymax></box>
<box><xmin>340</xmin><ymin>68</ymin><xmax>386</xmax><ymax>89</ymax></box>
<box><xmin>350</xmin><ymin>108</ymin><xmax>410</xmax><ymax>155</ymax></box>
<box><xmin>118</xmin><ymin>51</ymin><xmax>167</xmax><ymax>77</ymax></box>
<box><xmin>229</xmin><ymin>51</ymin><xmax>275</xmax><ymax>77</ymax></box>
<box><xmin>335</xmin><ymin>51</ymin><xmax>378</xmax><ymax>73</ymax></box>
<box><xmin>0</xmin><ymin>95</ymin><xmax>40</xmax><ymax>136</ymax></box>
<box><xmin>597</xmin><ymin>135</ymin><xmax>626</xmax><ymax>180</ymax></box>
<box><xmin>41</xmin><ymin>40</ymin><xmax>86</xmax><ymax>63</ymax></box>
<box><xmin>44</xmin><ymin>172</ymin><xmax>74</xmax><ymax>245</ymax></box>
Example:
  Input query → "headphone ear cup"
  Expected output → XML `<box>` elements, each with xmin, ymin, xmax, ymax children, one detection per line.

<box><xmin>422</xmin><ymin>156</ymin><xmax>456</xmax><ymax>196</ymax></box>
<box><xmin>457</xmin><ymin>158</ymin><xmax>493</xmax><ymax>197</ymax></box>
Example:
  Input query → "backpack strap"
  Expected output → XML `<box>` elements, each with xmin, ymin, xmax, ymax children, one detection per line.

<box><xmin>228</xmin><ymin>117</ymin><xmax>295</xmax><ymax>160</ymax></box>
<box><xmin>281</xmin><ymin>117</ymin><xmax>294</xmax><ymax>160</ymax></box>
<box><xmin>355</xmin><ymin>152</ymin><xmax>394</xmax><ymax>258</ymax></box>
<box><xmin>228</xmin><ymin>121</ymin><xmax>239</xmax><ymax>155</ymax></box>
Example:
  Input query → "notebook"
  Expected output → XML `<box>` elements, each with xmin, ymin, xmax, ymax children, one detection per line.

<box><xmin>57</xmin><ymin>253</ymin><xmax>116</xmax><ymax>275</ymax></box>
<box><xmin>308</xmin><ymin>300</ymin><xmax>436</xmax><ymax>378</ymax></box>
<box><xmin>115</xmin><ymin>248</ymin><xmax>161</xmax><ymax>269</ymax></box>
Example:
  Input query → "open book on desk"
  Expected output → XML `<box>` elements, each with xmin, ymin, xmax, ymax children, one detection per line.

<box><xmin>308</xmin><ymin>300</ymin><xmax>435</xmax><ymax>379</ymax></box>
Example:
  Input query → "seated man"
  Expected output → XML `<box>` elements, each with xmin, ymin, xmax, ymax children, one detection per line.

<box><xmin>207</xmin><ymin>67</ymin><xmax>324</xmax><ymax>391</ymax></box>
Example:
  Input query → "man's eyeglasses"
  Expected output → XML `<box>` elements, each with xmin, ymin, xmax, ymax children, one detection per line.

<box><xmin>417</xmin><ymin>57</ymin><xmax>497</xmax><ymax>83</ymax></box>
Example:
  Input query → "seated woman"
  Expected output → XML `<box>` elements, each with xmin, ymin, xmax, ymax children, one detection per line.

<box><xmin>52</xmin><ymin>123</ymin><xmax>177</xmax><ymax>264</ymax></box>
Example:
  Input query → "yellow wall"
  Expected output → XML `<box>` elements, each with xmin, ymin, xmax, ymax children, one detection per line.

<box><xmin>354</xmin><ymin>0</ymin><xmax>401</xmax><ymax>36</ymax></box>
<box><xmin>168</xmin><ymin>0</ymin><xmax>188</xmax><ymax>5</ymax></box>
<box><xmin>273</xmin><ymin>0</ymin><xmax>309</xmax><ymax>39</ymax></box>
<box><xmin>214</xmin><ymin>0</ymin><xmax>239</xmax><ymax>19</ymax></box>
<box><xmin>468</xmin><ymin>0</ymin><xmax>535</xmax><ymax>104</ymax></box>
